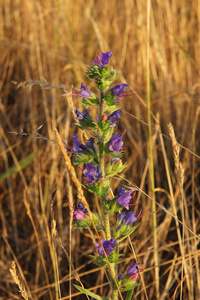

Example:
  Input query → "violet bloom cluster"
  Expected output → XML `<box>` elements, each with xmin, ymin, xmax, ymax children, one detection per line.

<box><xmin>109</xmin><ymin>133</ymin><xmax>123</xmax><ymax>154</ymax></box>
<box><xmin>73</xmin><ymin>202</ymin><xmax>88</xmax><ymax>220</ymax></box>
<box><xmin>117</xmin><ymin>187</ymin><xmax>134</xmax><ymax>210</ymax></box>
<box><xmin>83</xmin><ymin>162</ymin><xmax>102</xmax><ymax>184</ymax></box>
<box><xmin>95</xmin><ymin>239</ymin><xmax>117</xmax><ymax>256</ymax></box>
<box><xmin>92</xmin><ymin>51</ymin><xmax>112</xmax><ymax>67</ymax></box>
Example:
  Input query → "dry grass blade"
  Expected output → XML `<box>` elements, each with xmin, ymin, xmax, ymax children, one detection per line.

<box><xmin>1</xmin><ymin>1</ymin><xmax>200</xmax><ymax>298</ymax></box>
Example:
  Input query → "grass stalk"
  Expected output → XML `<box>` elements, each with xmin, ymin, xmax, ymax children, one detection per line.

<box><xmin>146</xmin><ymin>0</ymin><xmax>159</xmax><ymax>298</ymax></box>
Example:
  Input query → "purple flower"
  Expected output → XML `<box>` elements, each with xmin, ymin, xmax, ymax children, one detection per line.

<box><xmin>118</xmin><ymin>211</ymin><xmax>138</xmax><ymax>225</ymax></box>
<box><xmin>117</xmin><ymin>188</ymin><xmax>134</xmax><ymax>210</ymax></box>
<box><xmin>117</xmin><ymin>186</ymin><xmax>126</xmax><ymax>197</ymax></box>
<box><xmin>77</xmin><ymin>202</ymin><xmax>88</xmax><ymax>214</ymax></box>
<box><xmin>81</xmin><ymin>83</ymin><xmax>92</xmax><ymax>98</ymax></box>
<box><xmin>75</xmin><ymin>109</ymin><xmax>89</xmax><ymax>120</ymax></box>
<box><xmin>73</xmin><ymin>202</ymin><xmax>88</xmax><ymax>220</ymax></box>
<box><xmin>92</xmin><ymin>52</ymin><xmax>112</xmax><ymax>67</ymax></box>
<box><xmin>109</xmin><ymin>133</ymin><xmax>123</xmax><ymax>154</ymax></box>
<box><xmin>73</xmin><ymin>210</ymin><xmax>87</xmax><ymax>220</ymax></box>
<box><xmin>95</xmin><ymin>238</ymin><xmax>117</xmax><ymax>256</ymax></box>
<box><xmin>112</xmin><ymin>84</ymin><xmax>128</xmax><ymax>100</ymax></box>
<box><xmin>83</xmin><ymin>162</ymin><xmax>102</xmax><ymax>184</ymax></box>
<box><xmin>109</xmin><ymin>110</ymin><xmax>121</xmax><ymax>124</ymax></box>
<box><xmin>118</xmin><ymin>212</ymin><xmax>127</xmax><ymax>223</ymax></box>
<box><xmin>86</xmin><ymin>137</ymin><xmax>95</xmax><ymax>149</ymax></box>
<box><xmin>118</xmin><ymin>274</ymin><xmax>124</xmax><ymax>281</ymax></box>
<box><xmin>126</xmin><ymin>263</ymin><xmax>140</xmax><ymax>280</ymax></box>
<box><xmin>73</xmin><ymin>134</ymin><xmax>87</xmax><ymax>153</ymax></box>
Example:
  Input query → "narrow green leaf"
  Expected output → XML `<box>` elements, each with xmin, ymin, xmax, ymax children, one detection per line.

<box><xmin>74</xmin><ymin>285</ymin><xmax>108</xmax><ymax>300</ymax></box>
<box><xmin>125</xmin><ymin>289</ymin><xmax>134</xmax><ymax>300</ymax></box>
<box><xmin>0</xmin><ymin>153</ymin><xmax>36</xmax><ymax>181</ymax></box>
<box><xmin>120</xmin><ymin>282</ymin><xmax>139</xmax><ymax>292</ymax></box>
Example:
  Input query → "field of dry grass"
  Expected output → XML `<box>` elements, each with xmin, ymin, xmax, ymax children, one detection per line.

<box><xmin>0</xmin><ymin>0</ymin><xmax>200</xmax><ymax>299</ymax></box>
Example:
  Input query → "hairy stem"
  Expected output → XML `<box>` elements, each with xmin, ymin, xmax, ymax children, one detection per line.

<box><xmin>98</xmin><ymin>90</ymin><xmax>118</xmax><ymax>300</ymax></box>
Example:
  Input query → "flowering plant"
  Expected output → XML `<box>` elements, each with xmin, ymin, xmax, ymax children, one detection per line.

<box><xmin>67</xmin><ymin>52</ymin><xmax>142</xmax><ymax>300</ymax></box>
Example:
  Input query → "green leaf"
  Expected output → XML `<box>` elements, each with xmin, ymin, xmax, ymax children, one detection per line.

<box><xmin>108</xmin><ymin>251</ymin><xmax>123</xmax><ymax>263</ymax></box>
<box><xmin>120</xmin><ymin>281</ymin><xmax>139</xmax><ymax>292</ymax></box>
<box><xmin>73</xmin><ymin>151</ymin><xmax>94</xmax><ymax>165</ymax></box>
<box><xmin>117</xmin><ymin>224</ymin><xmax>140</xmax><ymax>243</ymax></box>
<box><xmin>0</xmin><ymin>153</ymin><xmax>36</xmax><ymax>181</ymax></box>
<box><xmin>125</xmin><ymin>289</ymin><xmax>134</xmax><ymax>300</ymax></box>
<box><xmin>74</xmin><ymin>284</ymin><xmax>108</xmax><ymax>300</ymax></box>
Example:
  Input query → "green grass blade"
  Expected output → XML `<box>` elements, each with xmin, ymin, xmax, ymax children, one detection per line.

<box><xmin>125</xmin><ymin>289</ymin><xmax>134</xmax><ymax>300</ymax></box>
<box><xmin>74</xmin><ymin>284</ymin><xmax>108</xmax><ymax>300</ymax></box>
<box><xmin>0</xmin><ymin>153</ymin><xmax>36</xmax><ymax>181</ymax></box>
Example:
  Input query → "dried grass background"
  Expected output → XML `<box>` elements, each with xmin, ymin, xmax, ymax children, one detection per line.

<box><xmin>0</xmin><ymin>0</ymin><xmax>200</xmax><ymax>299</ymax></box>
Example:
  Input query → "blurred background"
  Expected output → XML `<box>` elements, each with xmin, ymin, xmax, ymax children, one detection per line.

<box><xmin>0</xmin><ymin>0</ymin><xmax>200</xmax><ymax>299</ymax></box>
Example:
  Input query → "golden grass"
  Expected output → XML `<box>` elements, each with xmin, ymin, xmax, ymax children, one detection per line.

<box><xmin>9</xmin><ymin>261</ymin><xmax>29</xmax><ymax>300</ymax></box>
<box><xmin>0</xmin><ymin>0</ymin><xmax>200</xmax><ymax>299</ymax></box>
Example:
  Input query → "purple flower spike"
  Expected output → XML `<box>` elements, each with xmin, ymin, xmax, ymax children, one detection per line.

<box><xmin>92</xmin><ymin>52</ymin><xmax>112</xmax><ymax>67</ymax></box>
<box><xmin>117</xmin><ymin>188</ymin><xmax>134</xmax><ymax>210</ymax></box>
<box><xmin>95</xmin><ymin>238</ymin><xmax>117</xmax><ymax>256</ymax></box>
<box><xmin>73</xmin><ymin>134</ymin><xmax>87</xmax><ymax>153</ymax></box>
<box><xmin>112</xmin><ymin>84</ymin><xmax>128</xmax><ymax>100</ymax></box>
<box><xmin>109</xmin><ymin>133</ymin><xmax>123</xmax><ymax>154</ymax></box>
<box><xmin>75</xmin><ymin>109</ymin><xmax>89</xmax><ymax>120</ymax></box>
<box><xmin>81</xmin><ymin>83</ymin><xmax>92</xmax><ymax>98</ymax></box>
<box><xmin>83</xmin><ymin>162</ymin><xmax>102</xmax><ymax>184</ymax></box>
<box><xmin>109</xmin><ymin>110</ymin><xmax>121</xmax><ymax>124</ymax></box>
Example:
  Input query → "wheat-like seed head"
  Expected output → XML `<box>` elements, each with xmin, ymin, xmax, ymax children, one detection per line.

<box><xmin>9</xmin><ymin>261</ymin><xmax>29</xmax><ymax>300</ymax></box>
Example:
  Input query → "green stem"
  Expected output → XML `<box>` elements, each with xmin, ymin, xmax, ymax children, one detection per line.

<box><xmin>98</xmin><ymin>90</ymin><xmax>118</xmax><ymax>300</ymax></box>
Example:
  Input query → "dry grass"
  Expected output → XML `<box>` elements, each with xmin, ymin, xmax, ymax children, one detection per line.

<box><xmin>0</xmin><ymin>0</ymin><xmax>200</xmax><ymax>299</ymax></box>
